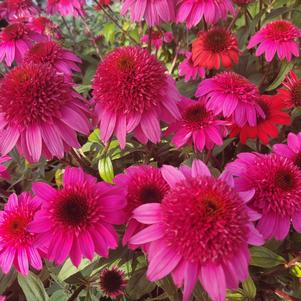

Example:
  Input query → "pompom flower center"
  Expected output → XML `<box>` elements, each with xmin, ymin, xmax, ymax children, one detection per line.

<box><xmin>2</xmin><ymin>23</ymin><xmax>27</xmax><ymax>41</ymax></box>
<box><xmin>139</xmin><ymin>185</ymin><xmax>164</xmax><ymax>203</ymax></box>
<box><xmin>161</xmin><ymin>176</ymin><xmax>249</xmax><ymax>264</ymax></box>
<box><xmin>266</xmin><ymin>21</ymin><xmax>299</xmax><ymax>42</ymax></box>
<box><xmin>100</xmin><ymin>270</ymin><xmax>123</xmax><ymax>293</ymax></box>
<box><xmin>293</xmin><ymin>153</ymin><xmax>301</xmax><ymax>169</ymax></box>
<box><xmin>291</xmin><ymin>81</ymin><xmax>301</xmax><ymax>106</ymax></box>
<box><xmin>204</xmin><ymin>29</ymin><xmax>228</xmax><ymax>53</ymax></box>
<box><xmin>274</xmin><ymin>169</ymin><xmax>296</xmax><ymax>191</ymax></box>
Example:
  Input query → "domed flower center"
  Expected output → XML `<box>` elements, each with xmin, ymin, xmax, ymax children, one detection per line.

<box><xmin>291</xmin><ymin>81</ymin><xmax>301</xmax><ymax>106</ymax></box>
<box><xmin>7</xmin><ymin>217</ymin><xmax>28</xmax><ymax>236</ymax></box>
<box><xmin>204</xmin><ymin>29</ymin><xmax>228</xmax><ymax>53</ymax></box>
<box><xmin>274</xmin><ymin>169</ymin><xmax>296</xmax><ymax>191</ymax></box>
<box><xmin>266</xmin><ymin>21</ymin><xmax>299</xmax><ymax>42</ymax></box>
<box><xmin>139</xmin><ymin>185</ymin><xmax>164</xmax><ymax>203</ymax></box>
<box><xmin>161</xmin><ymin>176</ymin><xmax>249</xmax><ymax>264</ymax></box>
<box><xmin>117</xmin><ymin>54</ymin><xmax>136</xmax><ymax>71</ymax></box>
<box><xmin>100</xmin><ymin>270</ymin><xmax>123</xmax><ymax>293</ymax></box>
<box><xmin>2</xmin><ymin>23</ymin><xmax>26</xmax><ymax>41</ymax></box>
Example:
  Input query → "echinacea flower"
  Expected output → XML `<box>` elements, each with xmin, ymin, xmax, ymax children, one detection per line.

<box><xmin>92</xmin><ymin>46</ymin><xmax>180</xmax><ymax>148</ymax></box>
<box><xmin>176</xmin><ymin>0</ymin><xmax>235</xmax><ymax>28</ymax></box>
<box><xmin>129</xmin><ymin>160</ymin><xmax>263</xmax><ymax>301</ymax></box>
<box><xmin>99</xmin><ymin>267</ymin><xmax>127</xmax><ymax>298</ymax></box>
<box><xmin>47</xmin><ymin>0</ymin><xmax>85</xmax><ymax>17</ymax></box>
<box><xmin>0</xmin><ymin>155</ymin><xmax>11</xmax><ymax>180</ymax></box>
<box><xmin>141</xmin><ymin>31</ymin><xmax>173</xmax><ymax>50</ymax></box>
<box><xmin>192</xmin><ymin>28</ymin><xmax>240</xmax><ymax>70</ymax></box>
<box><xmin>247</xmin><ymin>20</ymin><xmax>301</xmax><ymax>62</ymax></box>
<box><xmin>167</xmin><ymin>97</ymin><xmax>227</xmax><ymax>152</ymax></box>
<box><xmin>28</xmin><ymin>167</ymin><xmax>126</xmax><ymax>267</ymax></box>
<box><xmin>120</xmin><ymin>0</ymin><xmax>175</xmax><ymax>26</ymax></box>
<box><xmin>225</xmin><ymin>153</ymin><xmax>301</xmax><ymax>240</ymax></box>
<box><xmin>196</xmin><ymin>71</ymin><xmax>265</xmax><ymax>127</ymax></box>
<box><xmin>178</xmin><ymin>51</ymin><xmax>205</xmax><ymax>82</ymax></box>
<box><xmin>230</xmin><ymin>95</ymin><xmax>291</xmax><ymax>144</ymax></box>
<box><xmin>0</xmin><ymin>192</ymin><xmax>43</xmax><ymax>275</ymax></box>
<box><xmin>30</xmin><ymin>17</ymin><xmax>61</xmax><ymax>40</ymax></box>
<box><xmin>23</xmin><ymin>41</ymin><xmax>81</xmax><ymax>76</ymax></box>
<box><xmin>0</xmin><ymin>63</ymin><xmax>90</xmax><ymax>162</ymax></box>
<box><xmin>276</xmin><ymin>71</ymin><xmax>301</xmax><ymax>108</ymax></box>
<box><xmin>0</xmin><ymin>20</ymin><xmax>44</xmax><ymax>66</ymax></box>
<box><xmin>114</xmin><ymin>165</ymin><xmax>169</xmax><ymax>247</ymax></box>
<box><xmin>273</xmin><ymin>132</ymin><xmax>301</xmax><ymax>169</ymax></box>
<box><xmin>2</xmin><ymin>0</ymin><xmax>39</xmax><ymax>19</ymax></box>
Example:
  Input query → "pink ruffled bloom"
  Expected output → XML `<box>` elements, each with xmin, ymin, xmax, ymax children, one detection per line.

<box><xmin>225</xmin><ymin>152</ymin><xmax>301</xmax><ymax>241</ymax></box>
<box><xmin>0</xmin><ymin>20</ymin><xmax>44</xmax><ymax>66</ymax></box>
<box><xmin>178</xmin><ymin>51</ymin><xmax>205</xmax><ymax>82</ymax></box>
<box><xmin>273</xmin><ymin>132</ymin><xmax>301</xmax><ymax>169</ymax></box>
<box><xmin>114</xmin><ymin>165</ymin><xmax>169</xmax><ymax>248</ymax></box>
<box><xmin>29</xmin><ymin>17</ymin><xmax>61</xmax><ymax>40</ymax></box>
<box><xmin>176</xmin><ymin>0</ymin><xmax>235</xmax><ymax>28</ymax></box>
<box><xmin>92</xmin><ymin>46</ymin><xmax>180</xmax><ymax>148</ymax></box>
<box><xmin>0</xmin><ymin>192</ymin><xmax>44</xmax><ymax>275</ymax></box>
<box><xmin>47</xmin><ymin>0</ymin><xmax>86</xmax><ymax>17</ymax></box>
<box><xmin>2</xmin><ymin>0</ymin><xmax>39</xmax><ymax>19</ymax></box>
<box><xmin>247</xmin><ymin>20</ymin><xmax>301</xmax><ymax>62</ymax></box>
<box><xmin>0</xmin><ymin>63</ymin><xmax>90</xmax><ymax>162</ymax></box>
<box><xmin>120</xmin><ymin>0</ymin><xmax>176</xmax><ymax>26</ymax></box>
<box><xmin>23</xmin><ymin>41</ymin><xmax>81</xmax><ymax>76</ymax></box>
<box><xmin>128</xmin><ymin>160</ymin><xmax>263</xmax><ymax>301</ymax></box>
<box><xmin>0</xmin><ymin>155</ymin><xmax>11</xmax><ymax>180</ymax></box>
<box><xmin>28</xmin><ymin>167</ymin><xmax>126</xmax><ymax>267</ymax></box>
<box><xmin>167</xmin><ymin>97</ymin><xmax>227</xmax><ymax>152</ymax></box>
<box><xmin>196</xmin><ymin>71</ymin><xmax>265</xmax><ymax>127</ymax></box>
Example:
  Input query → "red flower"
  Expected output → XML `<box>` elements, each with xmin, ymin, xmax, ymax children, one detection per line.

<box><xmin>230</xmin><ymin>95</ymin><xmax>291</xmax><ymax>144</ymax></box>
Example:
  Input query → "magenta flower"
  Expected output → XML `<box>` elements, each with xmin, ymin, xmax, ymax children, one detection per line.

<box><xmin>247</xmin><ymin>20</ymin><xmax>301</xmax><ymax>62</ymax></box>
<box><xmin>1</xmin><ymin>0</ymin><xmax>39</xmax><ymax>19</ymax></box>
<box><xmin>24</xmin><ymin>41</ymin><xmax>81</xmax><ymax>76</ymax></box>
<box><xmin>0</xmin><ymin>21</ymin><xmax>44</xmax><ymax>66</ymax></box>
<box><xmin>0</xmin><ymin>192</ymin><xmax>43</xmax><ymax>275</ymax></box>
<box><xmin>120</xmin><ymin>0</ymin><xmax>175</xmax><ymax>26</ymax></box>
<box><xmin>47</xmin><ymin>0</ymin><xmax>85</xmax><ymax>17</ymax></box>
<box><xmin>176</xmin><ymin>0</ymin><xmax>235</xmax><ymax>28</ymax></box>
<box><xmin>114</xmin><ymin>165</ymin><xmax>169</xmax><ymax>247</ymax></box>
<box><xmin>141</xmin><ymin>31</ymin><xmax>173</xmax><ymax>50</ymax></box>
<box><xmin>167</xmin><ymin>97</ymin><xmax>227</xmax><ymax>152</ymax></box>
<box><xmin>129</xmin><ymin>160</ymin><xmax>263</xmax><ymax>301</ymax></box>
<box><xmin>196</xmin><ymin>71</ymin><xmax>265</xmax><ymax>127</ymax></box>
<box><xmin>29</xmin><ymin>17</ymin><xmax>61</xmax><ymax>40</ymax></box>
<box><xmin>225</xmin><ymin>153</ymin><xmax>301</xmax><ymax>240</ymax></box>
<box><xmin>273</xmin><ymin>132</ymin><xmax>301</xmax><ymax>169</ymax></box>
<box><xmin>178</xmin><ymin>51</ymin><xmax>205</xmax><ymax>82</ymax></box>
<box><xmin>0</xmin><ymin>155</ymin><xmax>11</xmax><ymax>180</ymax></box>
<box><xmin>0</xmin><ymin>63</ymin><xmax>90</xmax><ymax>162</ymax></box>
<box><xmin>28</xmin><ymin>167</ymin><xmax>126</xmax><ymax>267</ymax></box>
<box><xmin>92</xmin><ymin>46</ymin><xmax>180</xmax><ymax>148</ymax></box>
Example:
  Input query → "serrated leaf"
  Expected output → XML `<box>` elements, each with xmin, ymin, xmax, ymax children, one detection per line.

<box><xmin>18</xmin><ymin>272</ymin><xmax>49</xmax><ymax>301</ymax></box>
<box><xmin>98</xmin><ymin>156</ymin><xmax>114</xmax><ymax>183</ymax></box>
<box><xmin>242</xmin><ymin>276</ymin><xmax>256</xmax><ymax>299</ymax></box>
<box><xmin>250</xmin><ymin>246</ymin><xmax>286</xmax><ymax>268</ymax></box>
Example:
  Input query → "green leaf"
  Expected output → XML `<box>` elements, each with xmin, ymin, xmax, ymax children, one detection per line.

<box><xmin>102</xmin><ymin>23</ymin><xmax>116</xmax><ymax>44</ymax></box>
<box><xmin>0</xmin><ymin>269</ymin><xmax>17</xmax><ymax>294</ymax></box>
<box><xmin>157</xmin><ymin>276</ymin><xmax>180</xmax><ymax>301</ymax></box>
<box><xmin>265</xmin><ymin>61</ymin><xmax>294</xmax><ymax>91</ymax></box>
<box><xmin>250</xmin><ymin>246</ymin><xmax>286</xmax><ymax>268</ymax></box>
<box><xmin>98</xmin><ymin>156</ymin><xmax>114</xmax><ymax>183</ymax></box>
<box><xmin>88</xmin><ymin>128</ymin><xmax>101</xmax><ymax>144</ymax></box>
<box><xmin>226</xmin><ymin>291</ymin><xmax>245</xmax><ymax>301</ymax></box>
<box><xmin>176</xmin><ymin>79</ymin><xmax>198</xmax><ymax>98</ymax></box>
<box><xmin>242</xmin><ymin>276</ymin><xmax>256</xmax><ymax>299</ymax></box>
<box><xmin>49</xmin><ymin>290</ymin><xmax>68</xmax><ymax>301</ymax></box>
<box><xmin>18</xmin><ymin>272</ymin><xmax>49</xmax><ymax>301</ymax></box>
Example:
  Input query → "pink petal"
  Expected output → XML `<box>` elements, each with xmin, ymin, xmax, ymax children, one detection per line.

<box><xmin>129</xmin><ymin>223</ymin><xmax>164</xmax><ymax>245</ymax></box>
<box><xmin>132</xmin><ymin>203</ymin><xmax>162</xmax><ymax>224</ymax></box>
<box><xmin>191</xmin><ymin>160</ymin><xmax>211</xmax><ymax>177</ymax></box>
<box><xmin>161</xmin><ymin>165</ymin><xmax>186</xmax><ymax>187</ymax></box>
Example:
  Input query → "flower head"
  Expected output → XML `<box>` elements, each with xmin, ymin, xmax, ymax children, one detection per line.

<box><xmin>28</xmin><ymin>167</ymin><xmax>126</xmax><ymax>267</ymax></box>
<box><xmin>23</xmin><ymin>41</ymin><xmax>81</xmax><ymax>76</ymax></box>
<box><xmin>0</xmin><ymin>63</ymin><xmax>90</xmax><ymax>162</ymax></box>
<box><xmin>230</xmin><ymin>95</ymin><xmax>291</xmax><ymax>144</ymax></box>
<box><xmin>92</xmin><ymin>46</ymin><xmax>180</xmax><ymax>148</ymax></box>
<box><xmin>226</xmin><ymin>153</ymin><xmax>301</xmax><ymax>240</ymax></box>
<box><xmin>192</xmin><ymin>28</ymin><xmax>239</xmax><ymax>70</ymax></box>
<box><xmin>0</xmin><ymin>155</ymin><xmax>11</xmax><ymax>180</ymax></box>
<box><xmin>0</xmin><ymin>192</ymin><xmax>43</xmax><ymax>275</ymax></box>
<box><xmin>47</xmin><ymin>0</ymin><xmax>85</xmax><ymax>17</ymax></box>
<box><xmin>178</xmin><ymin>51</ymin><xmax>205</xmax><ymax>82</ymax></box>
<box><xmin>141</xmin><ymin>31</ymin><xmax>173</xmax><ymax>50</ymax></box>
<box><xmin>129</xmin><ymin>160</ymin><xmax>263</xmax><ymax>301</ymax></box>
<box><xmin>196</xmin><ymin>71</ymin><xmax>264</xmax><ymax>127</ymax></box>
<box><xmin>1</xmin><ymin>0</ymin><xmax>39</xmax><ymax>19</ymax></box>
<box><xmin>99</xmin><ymin>267</ymin><xmax>127</xmax><ymax>298</ymax></box>
<box><xmin>176</xmin><ymin>0</ymin><xmax>235</xmax><ymax>28</ymax></box>
<box><xmin>247</xmin><ymin>20</ymin><xmax>301</xmax><ymax>62</ymax></box>
<box><xmin>29</xmin><ymin>17</ymin><xmax>61</xmax><ymax>40</ymax></box>
<box><xmin>167</xmin><ymin>97</ymin><xmax>227</xmax><ymax>152</ymax></box>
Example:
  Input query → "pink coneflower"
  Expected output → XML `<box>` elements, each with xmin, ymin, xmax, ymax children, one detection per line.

<box><xmin>99</xmin><ymin>267</ymin><xmax>127</xmax><ymax>298</ymax></box>
<box><xmin>0</xmin><ymin>192</ymin><xmax>43</xmax><ymax>275</ymax></box>
<box><xmin>247</xmin><ymin>20</ymin><xmax>301</xmax><ymax>62</ymax></box>
<box><xmin>28</xmin><ymin>167</ymin><xmax>126</xmax><ymax>267</ymax></box>
<box><xmin>141</xmin><ymin>31</ymin><xmax>173</xmax><ymax>50</ymax></box>
<box><xmin>0</xmin><ymin>63</ymin><xmax>90</xmax><ymax>162</ymax></box>
<box><xmin>129</xmin><ymin>160</ymin><xmax>263</xmax><ymax>301</ymax></box>
<box><xmin>92</xmin><ymin>46</ymin><xmax>180</xmax><ymax>148</ymax></box>
<box><xmin>3</xmin><ymin>0</ymin><xmax>39</xmax><ymax>19</ymax></box>
<box><xmin>167</xmin><ymin>97</ymin><xmax>227</xmax><ymax>152</ymax></box>
<box><xmin>30</xmin><ymin>17</ymin><xmax>61</xmax><ymax>40</ymax></box>
<box><xmin>196</xmin><ymin>71</ymin><xmax>265</xmax><ymax>127</ymax></box>
<box><xmin>23</xmin><ymin>41</ymin><xmax>81</xmax><ymax>76</ymax></box>
<box><xmin>273</xmin><ymin>132</ymin><xmax>301</xmax><ymax>169</ymax></box>
<box><xmin>120</xmin><ymin>0</ymin><xmax>175</xmax><ymax>26</ymax></box>
<box><xmin>176</xmin><ymin>0</ymin><xmax>235</xmax><ymax>28</ymax></box>
<box><xmin>0</xmin><ymin>20</ymin><xmax>43</xmax><ymax>66</ymax></box>
<box><xmin>226</xmin><ymin>153</ymin><xmax>301</xmax><ymax>240</ymax></box>
<box><xmin>114</xmin><ymin>165</ymin><xmax>169</xmax><ymax>247</ymax></box>
<box><xmin>192</xmin><ymin>28</ymin><xmax>240</xmax><ymax>70</ymax></box>
<box><xmin>178</xmin><ymin>51</ymin><xmax>205</xmax><ymax>82</ymax></box>
<box><xmin>47</xmin><ymin>0</ymin><xmax>85</xmax><ymax>17</ymax></box>
<box><xmin>0</xmin><ymin>155</ymin><xmax>11</xmax><ymax>180</ymax></box>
